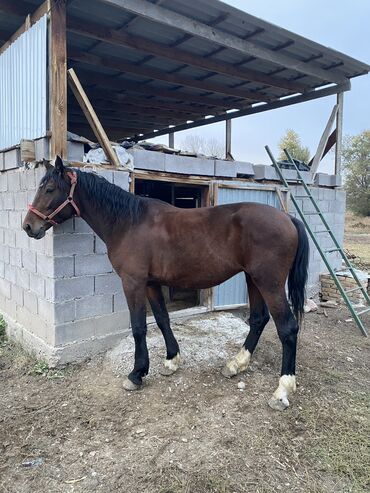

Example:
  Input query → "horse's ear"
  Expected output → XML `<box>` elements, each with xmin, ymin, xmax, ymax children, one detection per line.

<box><xmin>43</xmin><ymin>159</ymin><xmax>53</xmax><ymax>170</ymax></box>
<box><xmin>54</xmin><ymin>155</ymin><xmax>65</xmax><ymax>174</ymax></box>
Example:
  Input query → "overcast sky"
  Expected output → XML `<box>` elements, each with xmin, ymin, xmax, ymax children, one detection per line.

<box><xmin>151</xmin><ymin>0</ymin><xmax>370</xmax><ymax>173</ymax></box>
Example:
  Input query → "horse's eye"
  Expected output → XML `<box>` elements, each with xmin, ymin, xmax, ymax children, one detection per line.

<box><xmin>46</xmin><ymin>188</ymin><xmax>55</xmax><ymax>194</ymax></box>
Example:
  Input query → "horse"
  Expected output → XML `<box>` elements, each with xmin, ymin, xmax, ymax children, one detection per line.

<box><xmin>23</xmin><ymin>157</ymin><xmax>309</xmax><ymax>411</ymax></box>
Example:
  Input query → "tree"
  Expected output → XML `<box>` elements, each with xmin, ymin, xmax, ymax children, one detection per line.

<box><xmin>278</xmin><ymin>129</ymin><xmax>310</xmax><ymax>163</ymax></box>
<box><xmin>181</xmin><ymin>134</ymin><xmax>224</xmax><ymax>158</ymax></box>
<box><xmin>342</xmin><ymin>130</ymin><xmax>370</xmax><ymax>216</ymax></box>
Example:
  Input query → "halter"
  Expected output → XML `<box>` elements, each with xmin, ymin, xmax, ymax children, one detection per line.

<box><xmin>28</xmin><ymin>171</ymin><xmax>80</xmax><ymax>226</ymax></box>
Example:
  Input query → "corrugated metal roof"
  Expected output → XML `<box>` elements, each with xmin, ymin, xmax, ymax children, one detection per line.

<box><xmin>1</xmin><ymin>0</ymin><xmax>369</xmax><ymax>141</ymax></box>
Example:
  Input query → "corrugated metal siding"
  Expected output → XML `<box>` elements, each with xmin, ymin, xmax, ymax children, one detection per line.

<box><xmin>214</xmin><ymin>186</ymin><xmax>282</xmax><ymax>308</ymax></box>
<box><xmin>0</xmin><ymin>15</ymin><xmax>47</xmax><ymax>151</ymax></box>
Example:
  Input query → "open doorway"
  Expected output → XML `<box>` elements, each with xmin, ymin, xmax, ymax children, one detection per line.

<box><xmin>135</xmin><ymin>178</ymin><xmax>208</xmax><ymax>313</ymax></box>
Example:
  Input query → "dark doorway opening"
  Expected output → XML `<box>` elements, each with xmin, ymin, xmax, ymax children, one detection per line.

<box><xmin>135</xmin><ymin>178</ymin><xmax>208</xmax><ymax>312</ymax></box>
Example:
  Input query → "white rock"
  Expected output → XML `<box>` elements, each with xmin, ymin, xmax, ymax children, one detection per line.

<box><xmin>304</xmin><ymin>299</ymin><xmax>318</xmax><ymax>313</ymax></box>
<box><xmin>237</xmin><ymin>381</ymin><xmax>246</xmax><ymax>390</ymax></box>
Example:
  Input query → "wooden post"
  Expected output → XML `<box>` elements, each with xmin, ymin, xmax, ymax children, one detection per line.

<box><xmin>225</xmin><ymin>119</ymin><xmax>232</xmax><ymax>159</ymax></box>
<box><xmin>310</xmin><ymin>104</ymin><xmax>338</xmax><ymax>175</ymax></box>
<box><xmin>335</xmin><ymin>92</ymin><xmax>344</xmax><ymax>176</ymax></box>
<box><xmin>50</xmin><ymin>0</ymin><xmax>67</xmax><ymax>159</ymax></box>
<box><xmin>67</xmin><ymin>68</ymin><xmax>121</xmax><ymax>167</ymax></box>
<box><xmin>168</xmin><ymin>132</ymin><xmax>174</xmax><ymax>148</ymax></box>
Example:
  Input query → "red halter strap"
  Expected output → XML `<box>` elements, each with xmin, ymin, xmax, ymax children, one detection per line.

<box><xmin>28</xmin><ymin>171</ymin><xmax>80</xmax><ymax>226</ymax></box>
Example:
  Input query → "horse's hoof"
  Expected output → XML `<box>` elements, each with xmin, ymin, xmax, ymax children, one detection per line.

<box><xmin>268</xmin><ymin>396</ymin><xmax>289</xmax><ymax>411</ymax></box>
<box><xmin>221</xmin><ymin>364</ymin><xmax>237</xmax><ymax>378</ymax></box>
<box><xmin>159</xmin><ymin>354</ymin><xmax>181</xmax><ymax>376</ymax></box>
<box><xmin>122</xmin><ymin>377</ymin><xmax>142</xmax><ymax>391</ymax></box>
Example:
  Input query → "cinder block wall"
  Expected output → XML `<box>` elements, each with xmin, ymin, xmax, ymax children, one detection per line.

<box><xmin>0</xmin><ymin>166</ymin><xmax>130</xmax><ymax>365</ymax></box>
<box><xmin>289</xmin><ymin>185</ymin><xmax>346</xmax><ymax>296</ymax></box>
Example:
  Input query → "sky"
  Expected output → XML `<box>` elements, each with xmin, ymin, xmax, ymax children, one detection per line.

<box><xmin>150</xmin><ymin>0</ymin><xmax>370</xmax><ymax>173</ymax></box>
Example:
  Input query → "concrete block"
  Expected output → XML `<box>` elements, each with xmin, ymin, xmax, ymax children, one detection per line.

<box><xmin>314</xmin><ymin>173</ymin><xmax>341</xmax><ymax>188</ymax></box>
<box><xmin>129</xmin><ymin>148</ymin><xmax>165</xmax><ymax>172</ymax></box>
<box><xmin>24</xmin><ymin>290</ymin><xmax>38</xmax><ymax>314</ymax></box>
<box><xmin>55</xmin><ymin>300</ymin><xmax>76</xmax><ymax>324</ymax></box>
<box><xmin>0</xmin><ymin>171</ymin><xmax>7</xmax><ymax>191</ymax></box>
<box><xmin>0</xmin><ymin>260</ymin><xmax>4</xmax><ymax>278</ymax></box>
<box><xmin>53</xmin><ymin>219</ymin><xmax>74</xmax><ymax>235</ymax></box>
<box><xmin>16</xmin><ymin>229</ymin><xmax>29</xmax><ymax>251</ymax></box>
<box><xmin>75</xmin><ymin>254</ymin><xmax>112</xmax><ymax>276</ymax></box>
<box><xmin>94</xmin><ymin>311</ymin><xmax>130</xmax><ymax>338</ymax></box>
<box><xmin>54</xmin><ymin>275</ymin><xmax>94</xmax><ymax>302</ymax></box>
<box><xmin>38</xmin><ymin>298</ymin><xmax>55</xmax><ymax>324</ymax></box>
<box><xmin>8</xmin><ymin>211</ymin><xmax>23</xmax><ymax>231</ymax></box>
<box><xmin>11</xmin><ymin>284</ymin><xmax>24</xmax><ymax>307</ymax></box>
<box><xmin>53</xmin><ymin>233</ymin><xmax>94</xmax><ymax>257</ymax></box>
<box><xmin>34</xmin><ymin>137</ymin><xmax>50</xmax><ymax>161</ymax></box>
<box><xmin>16</xmin><ymin>268</ymin><xmax>30</xmax><ymax>290</ymax></box>
<box><xmin>164</xmin><ymin>154</ymin><xmax>214</xmax><ymax>176</ymax></box>
<box><xmin>7</xmin><ymin>171</ymin><xmax>21</xmax><ymax>192</ymax></box>
<box><xmin>20</xmin><ymin>169</ymin><xmax>36</xmax><ymax>190</ymax></box>
<box><xmin>113</xmin><ymin>292</ymin><xmax>128</xmax><ymax>312</ymax></box>
<box><xmin>4</xmin><ymin>229</ymin><xmax>16</xmax><ymax>247</ymax></box>
<box><xmin>74</xmin><ymin>217</ymin><xmax>93</xmax><ymax>234</ymax></box>
<box><xmin>5</xmin><ymin>264</ymin><xmax>16</xmax><ymax>283</ymax></box>
<box><xmin>3</xmin><ymin>297</ymin><xmax>17</xmax><ymax>319</ymax></box>
<box><xmin>54</xmin><ymin>318</ymin><xmax>95</xmax><ymax>346</ymax></box>
<box><xmin>0</xmin><ymin>211</ymin><xmax>9</xmax><ymax>229</ymax></box>
<box><xmin>37</xmin><ymin>255</ymin><xmax>75</xmax><ymax>279</ymax></box>
<box><xmin>0</xmin><ymin>152</ymin><xmax>4</xmax><ymax>171</ymax></box>
<box><xmin>95</xmin><ymin>272</ymin><xmax>122</xmax><ymax>295</ymax></box>
<box><xmin>112</xmin><ymin>170</ymin><xmax>130</xmax><ymax>190</ymax></box>
<box><xmin>235</xmin><ymin>161</ymin><xmax>255</xmax><ymax>177</ymax></box>
<box><xmin>4</xmin><ymin>148</ymin><xmax>21</xmax><ymax>170</ymax></box>
<box><xmin>75</xmin><ymin>294</ymin><xmax>113</xmax><ymax>320</ymax></box>
<box><xmin>16</xmin><ymin>191</ymin><xmax>29</xmax><ymax>210</ymax></box>
<box><xmin>67</xmin><ymin>141</ymin><xmax>84</xmax><ymax>162</ymax></box>
<box><xmin>2</xmin><ymin>192</ymin><xmax>14</xmax><ymax>210</ymax></box>
<box><xmin>0</xmin><ymin>245</ymin><xmax>10</xmax><ymax>263</ymax></box>
<box><xmin>0</xmin><ymin>278</ymin><xmax>11</xmax><ymax>298</ymax></box>
<box><xmin>9</xmin><ymin>247</ymin><xmax>22</xmax><ymax>267</ymax></box>
<box><xmin>95</xmin><ymin>236</ymin><xmax>107</xmax><ymax>254</ymax></box>
<box><xmin>214</xmin><ymin>160</ymin><xmax>237</xmax><ymax>177</ymax></box>
<box><xmin>29</xmin><ymin>272</ymin><xmax>45</xmax><ymax>297</ymax></box>
<box><xmin>253</xmin><ymin>165</ymin><xmax>312</xmax><ymax>184</ymax></box>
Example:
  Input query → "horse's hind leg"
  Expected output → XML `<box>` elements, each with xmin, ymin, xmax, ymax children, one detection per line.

<box><xmin>222</xmin><ymin>274</ymin><xmax>270</xmax><ymax>378</ymax></box>
<box><xmin>258</xmin><ymin>287</ymin><xmax>299</xmax><ymax>411</ymax></box>
<box><xmin>147</xmin><ymin>283</ymin><xmax>181</xmax><ymax>376</ymax></box>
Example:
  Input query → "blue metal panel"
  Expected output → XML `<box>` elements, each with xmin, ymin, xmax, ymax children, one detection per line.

<box><xmin>214</xmin><ymin>185</ymin><xmax>282</xmax><ymax>308</ymax></box>
<box><xmin>0</xmin><ymin>15</ymin><xmax>47</xmax><ymax>151</ymax></box>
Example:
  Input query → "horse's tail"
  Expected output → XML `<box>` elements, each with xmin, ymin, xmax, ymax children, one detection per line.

<box><xmin>288</xmin><ymin>216</ymin><xmax>309</xmax><ymax>325</ymax></box>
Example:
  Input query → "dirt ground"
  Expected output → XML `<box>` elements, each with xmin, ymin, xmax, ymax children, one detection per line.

<box><xmin>0</xmin><ymin>307</ymin><xmax>369</xmax><ymax>493</ymax></box>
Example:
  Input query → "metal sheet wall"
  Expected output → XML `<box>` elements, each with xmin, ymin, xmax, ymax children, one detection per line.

<box><xmin>214</xmin><ymin>186</ymin><xmax>282</xmax><ymax>308</ymax></box>
<box><xmin>0</xmin><ymin>15</ymin><xmax>47</xmax><ymax>151</ymax></box>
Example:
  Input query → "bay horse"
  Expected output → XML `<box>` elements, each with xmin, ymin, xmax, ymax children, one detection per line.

<box><xmin>23</xmin><ymin>157</ymin><xmax>309</xmax><ymax>411</ymax></box>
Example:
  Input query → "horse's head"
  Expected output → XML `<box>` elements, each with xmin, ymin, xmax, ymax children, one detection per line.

<box><xmin>23</xmin><ymin>156</ymin><xmax>80</xmax><ymax>239</ymax></box>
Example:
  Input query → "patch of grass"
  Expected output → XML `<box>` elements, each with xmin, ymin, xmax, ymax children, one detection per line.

<box><xmin>28</xmin><ymin>360</ymin><xmax>66</xmax><ymax>379</ymax></box>
<box><xmin>0</xmin><ymin>314</ymin><xmax>6</xmax><ymax>344</ymax></box>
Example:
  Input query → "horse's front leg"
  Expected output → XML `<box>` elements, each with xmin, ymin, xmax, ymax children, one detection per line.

<box><xmin>146</xmin><ymin>283</ymin><xmax>181</xmax><ymax>376</ymax></box>
<box><xmin>122</xmin><ymin>279</ymin><xmax>149</xmax><ymax>391</ymax></box>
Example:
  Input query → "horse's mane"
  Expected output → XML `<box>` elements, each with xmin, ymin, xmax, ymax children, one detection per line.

<box><xmin>41</xmin><ymin>167</ymin><xmax>147</xmax><ymax>225</ymax></box>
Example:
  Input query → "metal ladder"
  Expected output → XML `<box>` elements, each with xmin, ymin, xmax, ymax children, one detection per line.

<box><xmin>265</xmin><ymin>146</ymin><xmax>369</xmax><ymax>337</ymax></box>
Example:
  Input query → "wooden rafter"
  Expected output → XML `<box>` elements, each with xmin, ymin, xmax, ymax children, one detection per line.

<box><xmin>67</xmin><ymin>16</ymin><xmax>308</xmax><ymax>93</ymax></box>
<box><xmin>105</xmin><ymin>0</ymin><xmax>347</xmax><ymax>84</ymax></box>
<box><xmin>68</xmin><ymin>49</ymin><xmax>271</xmax><ymax>102</ymax></box>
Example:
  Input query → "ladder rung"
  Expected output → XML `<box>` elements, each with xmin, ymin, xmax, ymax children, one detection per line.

<box><xmin>295</xmin><ymin>195</ymin><xmax>311</xmax><ymax>199</ymax></box>
<box><xmin>316</xmin><ymin>229</ymin><xmax>330</xmax><ymax>234</ymax></box>
<box><xmin>325</xmin><ymin>248</ymin><xmax>341</xmax><ymax>253</ymax></box>
<box><xmin>345</xmin><ymin>286</ymin><xmax>365</xmax><ymax>294</ymax></box>
<box><xmin>304</xmin><ymin>211</ymin><xmax>321</xmax><ymax>215</ymax></box>
<box><xmin>356</xmin><ymin>307</ymin><xmax>370</xmax><ymax>316</ymax></box>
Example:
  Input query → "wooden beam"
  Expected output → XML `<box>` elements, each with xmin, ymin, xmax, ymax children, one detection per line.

<box><xmin>335</xmin><ymin>92</ymin><xmax>344</xmax><ymax>176</ymax></box>
<box><xmin>68</xmin><ymin>49</ymin><xmax>270</xmax><ymax>102</ymax></box>
<box><xmin>308</xmin><ymin>130</ymin><xmax>336</xmax><ymax>167</ymax></box>
<box><xmin>49</xmin><ymin>0</ymin><xmax>67</xmax><ymax>158</ymax></box>
<box><xmin>68</xmin><ymin>110</ymin><xmax>175</xmax><ymax>128</ymax></box>
<box><xmin>310</xmin><ymin>104</ymin><xmax>338</xmax><ymax>175</ymax></box>
<box><xmin>68</xmin><ymin>68</ymin><xmax>121</xmax><ymax>167</ymax></box>
<box><xmin>102</xmin><ymin>0</ymin><xmax>347</xmax><ymax>84</ymax></box>
<box><xmin>0</xmin><ymin>0</ymin><xmax>49</xmax><ymax>55</ymax></box>
<box><xmin>135</xmin><ymin>81</ymin><xmax>351</xmax><ymax>141</ymax></box>
<box><xmin>225</xmin><ymin>119</ymin><xmax>232</xmax><ymax>160</ymax></box>
<box><xmin>67</xmin><ymin>16</ymin><xmax>308</xmax><ymax>93</ymax></box>
<box><xmin>73</xmin><ymin>68</ymin><xmax>248</xmax><ymax>109</ymax></box>
<box><xmin>168</xmin><ymin>132</ymin><xmax>174</xmax><ymax>148</ymax></box>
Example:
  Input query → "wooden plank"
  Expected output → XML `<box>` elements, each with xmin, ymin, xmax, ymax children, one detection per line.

<box><xmin>308</xmin><ymin>130</ymin><xmax>336</xmax><ymax>167</ymax></box>
<box><xmin>168</xmin><ymin>133</ymin><xmax>174</xmax><ymax>148</ymax></box>
<box><xmin>310</xmin><ymin>104</ymin><xmax>338</xmax><ymax>175</ymax></box>
<box><xmin>0</xmin><ymin>0</ymin><xmax>49</xmax><ymax>54</ymax></box>
<box><xmin>103</xmin><ymin>0</ymin><xmax>346</xmax><ymax>84</ymax></box>
<box><xmin>335</xmin><ymin>92</ymin><xmax>344</xmax><ymax>176</ymax></box>
<box><xmin>135</xmin><ymin>81</ymin><xmax>351</xmax><ymax>141</ymax></box>
<box><xmin>50</xmin><ymin>0</ymin><xmax>67</xmax><ymax>158</ymax></box>
<box><xmin>68</xmin><ymin>49</ymin><xmax>270</xmax><ymax>102</ymax></box>
<box><xmin>74</xmin><ymin>68</ymin><xmax>248</xmax><ymax>109</ymax></box>
<box><xmin>67</xmin><ymin>16</ymin><xmax>308</xmax><ymax>93</ymax></box>
<box><xmin>67</xmin><ymin>68</ymin><xmax>121</xmax><ymax>167</ymax></box>
<box><xmin>20</xmin><ymin>139</ymin><xmax>36</xmax><ymax>162</ymax></box>
<box><xmin>225</xmin><ymin>120</ymin><xmax>232</xmax><ymax>160</ymax></box>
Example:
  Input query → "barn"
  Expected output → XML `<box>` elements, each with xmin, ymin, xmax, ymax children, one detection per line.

<box><xmin>0</xmin><ymin>0</ymin><xmax>369</xmax><ymax>364</ymax></box>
